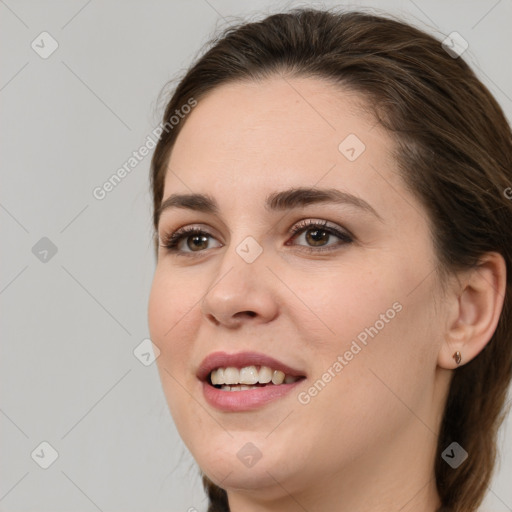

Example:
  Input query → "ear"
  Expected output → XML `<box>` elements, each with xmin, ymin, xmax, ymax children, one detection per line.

<box><xmin>438</xmin><ymin>252</ymin><xmax>507</xmax><ymax>369</ymax></box>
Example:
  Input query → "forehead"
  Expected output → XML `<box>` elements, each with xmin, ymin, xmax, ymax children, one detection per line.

<box><xmin>163</xmin><ymin>77</ymin><xmax>400</xmax><ymax>216</ymax></box>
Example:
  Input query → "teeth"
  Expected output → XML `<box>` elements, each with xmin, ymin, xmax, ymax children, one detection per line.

<box><xmin>211</xmin><ymin>368</ymin><xmax>223</xmax><ymax>385</ymax></box>
<box><xmin>221</xmin><ymin>384</ymin><xmax>259</xmax><ymax>391</ymax></box>
<box><xmin>224</xmin><ymin>367</ymin><xmax>239</xmax><ymax>385</ymax></box>
<box><xmin>258</xmin><ymin>366</ymin><xmax>273</xmax><ymax>383</ymax></box>
<box><xmin>239</xmin><ymin>366</ymin><xmax>258</xmax><ymax>385</ymax></box>
<box><xmin>210</xmin><ymin>365</ymin><xmax>300</xmax><ymax>387</ymax></box>
<box><xmin>271</xmin><ymin>370</ymin><xmax>285</xmax><ymax>385</ymax></box>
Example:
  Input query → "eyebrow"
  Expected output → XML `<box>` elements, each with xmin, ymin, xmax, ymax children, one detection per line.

<box><xmin>156</xmin><ymin>187</ymin><xmax>382</xmax><ymax>225</ymax></box>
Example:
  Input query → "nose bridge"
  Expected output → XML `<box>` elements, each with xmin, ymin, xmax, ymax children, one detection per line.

<box><xmin>200</xmin><ymin>233</ymin><xmax>278</xmax><ymax>326</ymax></box>
<box><xmin>214</xmin><ymin>210</ymin><xmax>268</xmax><ymax>280</ymax></box>
<box><xmin>204</xmin><ymin>235</ymin><xmax>264</xmax><ymax>306</ymax></box>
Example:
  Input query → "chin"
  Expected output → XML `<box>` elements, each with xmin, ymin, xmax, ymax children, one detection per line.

<box><xmin>211</xmin><ymin>466</ymin><xmax>277</xmax><ymax>491</ymax></box>
<box><xmin>190</xmin><ymin>435</ymin><xmax>296</xmax><ymax>490</ymax></box>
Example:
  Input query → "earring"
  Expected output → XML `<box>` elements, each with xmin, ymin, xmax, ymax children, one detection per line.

<box><xmin>453</xmin><ymin>351</ymin><xmax>462</xmax><ymax>365</ymax></box>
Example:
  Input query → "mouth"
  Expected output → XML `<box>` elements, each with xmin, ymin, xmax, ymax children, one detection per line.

<box><xmin>209</xmin><ymin>364</ymin><xmax>303</xmax><ymax>390</ymax></box>
<box><xmin>197</xmin><ymin>351</ymin><xmax>307</xmax><ymax>411</ymax></box>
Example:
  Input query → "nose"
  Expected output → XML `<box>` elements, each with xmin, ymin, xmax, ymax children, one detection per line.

<box><xmin>200</xmin><ymin>251</ymin><xmax>279</xmax><ymax>329</ymax></box>
<box><xmin>206</xmin><ymin>309</ymin><xmax>257</xmax><ymax>327</ymax></box>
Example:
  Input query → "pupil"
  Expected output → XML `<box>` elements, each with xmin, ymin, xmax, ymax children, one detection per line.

<box><xmin>307</xmin><ymin>229</ymin><xmax>327</xmax><ymax>246</ymax></box>
<box><xmin>189</xmin><ymin>235</ymin><xmax>208</xmax><ymax>251</ymax></box>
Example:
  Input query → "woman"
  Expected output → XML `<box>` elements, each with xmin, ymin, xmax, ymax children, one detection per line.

<box><xmin>147</xmin><ymin>8</ymin><xmax>512</xmax><ymax>512</ymax></box>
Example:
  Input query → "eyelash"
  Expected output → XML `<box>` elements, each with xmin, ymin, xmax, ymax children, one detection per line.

<box><xmin>159</xmin><ymin>219</ymin><xmax>354</xmax><ymax>256</ymax></box>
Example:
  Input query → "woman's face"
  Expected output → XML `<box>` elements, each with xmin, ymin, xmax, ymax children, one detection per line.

<box><xmin>148</xmin><ymin>77</ymin><xmax>450</xmax><ymax>503</ymax></box>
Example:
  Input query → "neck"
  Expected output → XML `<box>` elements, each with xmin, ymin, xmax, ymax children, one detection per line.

<box><xmin>227</xmin><ymin>471</ymin><xmax>441</xmax><ymax>512</ymax></box>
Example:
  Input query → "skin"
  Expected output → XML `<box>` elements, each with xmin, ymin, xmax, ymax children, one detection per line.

<box><xmin>148</xmin><ymin>76</ymin><xmax>506</xmax><ymax>511</ymax></box>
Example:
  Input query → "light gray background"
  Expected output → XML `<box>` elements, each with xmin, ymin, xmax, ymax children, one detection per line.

<box><xmin>1</xmin><ymin>0</ymin><xmax>511</xmax><ymax>511</ymax></box>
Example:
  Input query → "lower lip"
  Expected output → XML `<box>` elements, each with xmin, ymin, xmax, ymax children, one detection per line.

<box><xmin>202</xmin><ymin>380</ymin><xmax>303</xmax><ymax>412</ymax></box>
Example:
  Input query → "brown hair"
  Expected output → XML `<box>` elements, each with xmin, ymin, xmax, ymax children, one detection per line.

<box><xmin>149</xmin><ymin>8</ymin><xmax>512</xmax><ymax>512</ymax></box>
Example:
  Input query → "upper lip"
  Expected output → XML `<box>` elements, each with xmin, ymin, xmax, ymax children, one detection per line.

<box><xmin>197</xmin><ymin>351</ymin><xmax>306</xmax><ymax>382</ymax></box>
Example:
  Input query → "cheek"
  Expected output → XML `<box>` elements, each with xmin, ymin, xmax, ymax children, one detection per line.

<box><xmin>148</xmin><ymin>267</ymin><xmax>201</xmax><ymax>392</ymax></box>
<box><xmin>148</xmin><ymin>271</ymin><xmax>203</xmax><ymax>434</ymax></box>
<box><xmin>299</xmin><ymin>263</ymin><xmax>397</xmax><ymax>348</ymax></box>
<box><xmin>148</xmin><ymin>266</ymin><xmax>199</xmax><ymax>343</ymax></box>
<box><xmin>294</xmin><ymin>297</ymin><xmax>438</xmax><ymax>473</ymax></box>
<box><xmin>301</xmin><ymin>257</ymin><xmax>439</xmax><ymax>409</ymax></box>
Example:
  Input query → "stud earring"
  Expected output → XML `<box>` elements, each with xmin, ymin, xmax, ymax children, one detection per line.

<box><xmin>453</xmin><ymin>351</ymin><xmax>462</xmax><ymax>365</ymax></box>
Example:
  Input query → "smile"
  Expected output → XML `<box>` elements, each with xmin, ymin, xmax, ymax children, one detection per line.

<box><xmin>210</xmin><ymin>365</ymin><xmax>301</xmax><ymax>390</ymax></box>
<box><xmin>198</xmin><ymin>351</ymin><xmax>306</xmax><ymax>411</ymax></box>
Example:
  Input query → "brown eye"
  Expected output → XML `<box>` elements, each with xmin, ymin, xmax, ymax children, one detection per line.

<box><xmin>185</xmin><ymin>234</ymin><xmax>210</xmax><ymax>251</ymax></box>
<box><xmin>288</xmin><ymin>220</ymin><xmax>354</xmax><ymax>252</ymax></box>
<box><xmin>303</xmin><ymin>227</ymin><xmax>331</xmax><ymax>246</ymax></box>
<box><xmin>160</xmin><ymin>227</ymin><xmax>222</xmax><ymax>255</ymax></box>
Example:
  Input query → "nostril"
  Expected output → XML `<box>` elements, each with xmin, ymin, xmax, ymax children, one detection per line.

<box><xmin>206</xmin><ymin>314</ymin><xmax>220</xmax><ymax>326</ymax></box>
<box><xmin>206</xmin><ymin>311</ymin><xmax>256</xmax><ymax>325</ymax></box>
<box><xmin>235</xmin><ymin>311</ymin><xmax>257</xmax><ymax>319</ymax></box>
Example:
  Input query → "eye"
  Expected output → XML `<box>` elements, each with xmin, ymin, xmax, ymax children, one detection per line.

<box><xmin>159</xmin><ymin>226</ymin><xmax>221</xmax><ymax>255</ymax></box>
<box><xmin>286</xmin><ymin>219</ymin><xmax>353</xmax><ymax>253</ymax></box>
<box><xmin>159</xmin><ymin>219</ymin><xmax>354</xmax><ymax>256</ymax></box>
